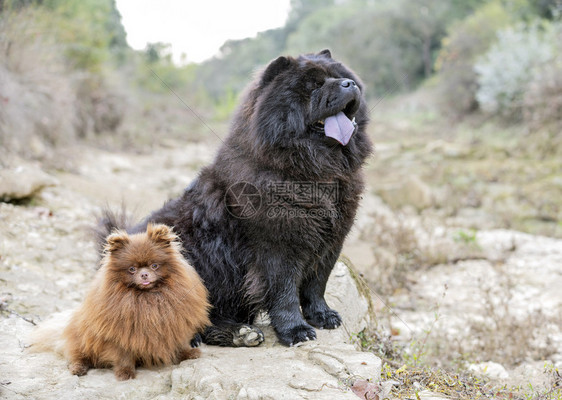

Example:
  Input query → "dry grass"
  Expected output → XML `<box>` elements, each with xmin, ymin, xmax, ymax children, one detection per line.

<box><xmin>360</xmin><ymin>213</ymin><xmax>423</xmax><ymax>297</ymax></box>
<box><xmin>355</xmin><ymin>322</ymin><xmax>562</xmax><ymax>400</ymax></box>
<box><xmin>357</xmin><ymin>203</ymin><xmax>562</xmax><ymax>398</ymax></box>
<box><xmin>0</xmin><ymin>7</ymin><xmax>77</xmax><ymax>158</ymax></box>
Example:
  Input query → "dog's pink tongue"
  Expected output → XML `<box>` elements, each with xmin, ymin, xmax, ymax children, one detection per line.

<box><xmin>324</xmin><ymin>111</ymin><xmax>355</xmax><ymax>146</ymax></box>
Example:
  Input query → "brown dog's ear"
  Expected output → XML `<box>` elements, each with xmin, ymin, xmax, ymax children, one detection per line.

<box><xmin>147</xmin><ymin>224</ymin><xmax>176</xmax><ymax>246</ymax></box>
<box><xmin>261</xmin><ymin>56</ymin><xmax>293</xmax><ymax>87</ymax></box>
<box><xmin>318</xmin><ymin>49</ymin><xmax>332</xmax><ymax>58</ymax></box>
<box><xmin>106</xmin><ymin>231</ymin><xmax>130</xmax><ymax>253</ymax></box>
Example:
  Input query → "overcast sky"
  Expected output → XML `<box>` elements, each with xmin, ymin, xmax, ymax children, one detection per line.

<box><xmin>115</xmin><ymin>0</ymin><xmax>291</xmax><ymax>64</ymax></box>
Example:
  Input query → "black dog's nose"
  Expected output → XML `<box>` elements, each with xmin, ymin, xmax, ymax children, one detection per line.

<box><xmin>341</xmin><ymin>79</ymin><xmax>356</xmax><ymax>88</ymax></box>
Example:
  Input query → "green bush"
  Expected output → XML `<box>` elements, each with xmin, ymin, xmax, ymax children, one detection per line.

<box><xmin>474</xmin><ymin>22</ymin><xmax>557</xmax><ymax>119</ymax></box>
<box><xmin>434</xmin><ymin>1</ymin><xmax>512</xmax><ymax>117</ymax></box>
<box><xmin>0</xmin><ymin>1</ymin><xmax>129</xmax><ymax>158</ymax></box>
<box><xmin>523</xmin><ymin>23</ymin><xmax>562</xmax><ymax>130</ymax></box>
<box><xmin>0</xmin><ymin>6</ymin><xmax>77</xmax><ymax>155</ymax></box>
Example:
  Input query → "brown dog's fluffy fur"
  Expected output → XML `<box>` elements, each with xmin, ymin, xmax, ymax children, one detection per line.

<box><xmin>61</xmin><ymin>224</ymin><xmax>210</xmax><ymax>380</ymax></box>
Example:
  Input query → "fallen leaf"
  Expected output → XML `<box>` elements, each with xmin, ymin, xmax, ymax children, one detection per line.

<box><xmin>351</xmin><ymin>379</ymin><xmax>380</xmax><ymax>400</ymax></box>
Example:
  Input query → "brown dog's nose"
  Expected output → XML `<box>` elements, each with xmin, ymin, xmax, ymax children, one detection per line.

<box><xmin>141</xmin><ymin>272</ymin><xmax>149</xmax><ymax>280</ymax></box>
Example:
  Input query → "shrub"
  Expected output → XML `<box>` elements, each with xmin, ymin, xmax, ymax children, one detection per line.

<box><xmin>523</xmin><ymin>23</ymin><xmax>562</xmax><ymax>131</ymax></box>
<box><xmin>474</xmin><ymin>22</ymin><xmax>556</xmax><ymax>119</ymax></box>
<box><xmin>434</xmin><ymin>1</ymin><xmax>512</xmax><ymax>117</ymax></box>
<box><xmin>0</xmin><ymin>3</ymin><xmax>127</xmax><ymax>158</ymax></box>
<box><xmin>0</xmin><ymin>6</ymin><xmax>77</xmax><ymax>156</ymax></box>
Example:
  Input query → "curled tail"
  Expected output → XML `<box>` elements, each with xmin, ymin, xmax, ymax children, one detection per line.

<box><xmin>27</xmin><ymin>310</ymin><xmax>73</xmax><ymax>356</ymax></box>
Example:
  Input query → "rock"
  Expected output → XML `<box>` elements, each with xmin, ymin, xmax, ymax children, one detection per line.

<box><xmin>0</xmin><ymin>260</ymin><xmax>380</xmax><ymax>399</ymax></box>
<box><xmin>0</xmin><ymin>164</ymin><xmax>58</xmax><ymax>202</ymax></box>
<box><xmin>416</xmin><ymin>390</ymin><xmax>451</xmax><ymax>399</ymax></box>
<box><xmin>468</xmin><ymin>362</ymin><xmax>509</xmax><ymax>380</ymax></box>
<box><xmin>505</xmin><ymin>361</ymin><xmax>557</xmax><ymax>394</ymax></box>
<box><xmin>378</xmin><ymin>175</ymin><xmax>433</xmax><ymax>211</ymax></box>
<box><xmin>425</xmin><ymin>140</ymin><xmax>470</xmax><ymax>159</ymax></box>
<box><xmin>325</xmin><ymin>261</ymin><xmax>373</xmax><ymax>337</ymax></box>
<box><xmin>0</xmin><ymin>164</ymin><xmax>381</xmax><ymax>400</ymax></box>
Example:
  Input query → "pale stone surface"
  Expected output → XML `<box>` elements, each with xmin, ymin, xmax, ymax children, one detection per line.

<box><xmin>0</xmin><ymin>164</ymin><xmax>58</xmax><ymax>201</ymax></box>
<box><xmin>377</xmin><ymin>175</ymin><xmax>433</xmax><ymax>211</ymax></box>
<box><xmin>0</xmin><ymin>263</ymin><xmax>380</xmax><ymax>400</ymax></box>
<box><xmin>416</xmin><ymin>390</ymin><xmax>451</xmax><ymax>399</ymax></box>
<box><xmin>2</xmin><ymin>141</ymin><xmax>561</xmax><ymax>399</ymax></box>
<box><xmin>468</xmin><ymin>361</ymin><xmax>510</xmax><ymax>380</ymax></box>
<box><xmin>0</xmin><ymin>178</ymin><xmax>379</xmax><ymax>400</ymax></box>
<box><xmin>0</xmin><ymin>144</ymin><xmax>382</xmax><ymax>400</ymax></box>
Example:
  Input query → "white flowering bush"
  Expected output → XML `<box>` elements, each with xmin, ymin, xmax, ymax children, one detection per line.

<box><xmin>475</xmin><ymin>23</ymin><xmax>557</xmax><ymax>117</ymax></box>
<box><xmin>523</xmin><ymin>23</ymin><xmax>562</xmax><ymax>130</ymax></box>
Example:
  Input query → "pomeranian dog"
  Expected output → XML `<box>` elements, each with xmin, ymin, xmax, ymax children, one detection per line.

<box><xmin>32</xmin><ymin>223</ymin><xmax>210</xmax><ymax>380</ymax></box>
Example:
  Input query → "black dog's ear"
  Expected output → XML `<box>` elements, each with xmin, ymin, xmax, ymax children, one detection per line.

<box><xmin>261</xmin><ymin>56</ymin><xmax>292</xmax><ymax>86</ymax></box>
<box><xmin>106</xmin><ymin>230</ymin><xmax>130</xmax><ymax>253</ymax></box>
<box><xmin>147</xmin><ymin>223</ymin><xmax>176</xmax><ymax>246</ymax></box>
<box><xmin>318</xmin><ymin>49</ymin><xmax>332</xmax><ymax>58</ymax></box>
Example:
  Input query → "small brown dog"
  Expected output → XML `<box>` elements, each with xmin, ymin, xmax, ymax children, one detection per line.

<box><xmin>43</xmin><ymin>224</ymin><xmax>210</xmax><ymax>380</ymax></box>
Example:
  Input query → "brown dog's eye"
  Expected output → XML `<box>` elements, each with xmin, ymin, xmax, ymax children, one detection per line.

<box><xmin>150</xmin><ymin>263</ymin><xmax>159</xmax><ymax>270</ymax></box>
<box><xmin>128</xmin><ymin>266</ymin><xmax>136</xmax><ymax>274</ymax></box>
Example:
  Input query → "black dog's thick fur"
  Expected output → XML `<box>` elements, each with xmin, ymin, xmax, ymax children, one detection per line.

<box><xmin>99</xmin><ymin>50</ymin><xmax>372</xmax><ymax>346</ymax></box>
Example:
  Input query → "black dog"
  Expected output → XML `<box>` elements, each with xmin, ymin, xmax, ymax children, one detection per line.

<box><xmin>99</xmin><ymin>50</ymin><xmax>372</xmax><ymax>346</ymax></box>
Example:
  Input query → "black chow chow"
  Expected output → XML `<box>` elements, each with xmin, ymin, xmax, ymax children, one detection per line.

<box><xmin>99</xmin><ymin>50</ymin><xmax>372</xmax><ymax>346</ymax></box>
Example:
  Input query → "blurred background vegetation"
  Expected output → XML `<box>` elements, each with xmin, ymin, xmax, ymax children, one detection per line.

<box><xmin>1</xmin><ymin>0</ymin><xmax>561</xmax><ymax>236</ymax></box>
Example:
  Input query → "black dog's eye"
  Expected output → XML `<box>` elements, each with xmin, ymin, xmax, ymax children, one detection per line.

<box><xmin>311</xmin><ymin>76</ymin><xmax>324</xmax><ymax>89</ymax></box>
<box><xmin>150</xmin><ymin>263</ymin><xmax>159</xmax><ymax>270</ymax></box>
<box><xmin>128</xmin><ymin>266</ymin><xmax>136</xmax><ymax>274</ymax></box>
<box><xmin>304</xmin><ymin>69</ymin><xmax>325</xmax><ymax>91</ymax></box>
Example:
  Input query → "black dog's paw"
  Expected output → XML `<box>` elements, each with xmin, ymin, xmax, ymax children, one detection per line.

<box><xmin>304</xmin><ymin>308</ymin><xmax>343</xmax><ymax>330</ymax></box>
<box><xmin>232</xmin><ymin>325</ymin><xmax>265</xmax><ymax>347</ymax></box>
<box><xmin>190</xmin><ymin>333</ymin><xmax>203</xmax><ymax>348</ymax></box>
<box><xmin>276</xmin><ymin>323</ymin><xmax>317</xmax><ymax>346</ymax></box>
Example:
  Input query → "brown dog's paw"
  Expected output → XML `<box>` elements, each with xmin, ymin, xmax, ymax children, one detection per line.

<box><xmin>114</xmin><ymin>366</ymin><xmax>136</xmax><ymax>380</ymax></box>
<box><xmin>178</xmin><ymin>347</ymin><xmax>201</xmax><ymax>361</ymax></box>
<box><xmin>69</xmin><ymin>361</ymin><xmax>89</xmax><ymax>376</ymax></box>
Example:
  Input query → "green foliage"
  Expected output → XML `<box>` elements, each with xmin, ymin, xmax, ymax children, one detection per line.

<box><xmin>194</xmin><ymin>28</ymin><xmax>286</xmax><ymax>101</ymax></box>
<box><xmin>212</xmin><ymin>89</ymin><xmax>240</xmax><ymax>121</ymax></box>
<box><xmin>285</xmin><ymin>4</ymin><xmax>360</xmax><ymax>55</ymax></box>
<box><xmin>0</xmin><ymin>0</ymin><xmax>131</xmax><ymax>154</ymax></box>
<box><xmin>475</xmin><ymin>21</ymin><xmax>558</xmax><ymax>118</ymax></box>
<box><xmin>0</xmin><ymin>4</ymin><xmax>78</xmax><ymax>153</ymax></box>
<box><xmin>435</xmin><ymin>1</ymin><xmax>512</xmax><ymax>116</ymax></box>
<box><xmin>144</xmin><ymin>42</ymin><xmax>172</xmax><ymax>64</ymax></box>
<box><xmin>286</xmin><ymin>0</ymin><xmax>336</xmax><ymax>28</ymax></box>
<box><xmin>453</xmin><ymin>229</ymin><xmax>478</xmax><ymax>245</ymax></box>
<box><xmin>191</xmin><ymin>0</ymin><xmax>488</xmax><ymax>101</ymax></box>
<box><xmin>0</xmin><ymin>0</ymin><xmax>127</xmax><ymax>72</ymax></box>
<box><xmin>523</xmin><ymin>22</ymin><xmax>562</xmax><ymax>130</ymax></box>
<box><xmin>134</xmin><ymin>43</ymin><xmax>199</xmax><ymax>94</ymax></box>
<box><xmin>333</xmin><ymin>1</ymin><xmax>452</xmax><ymax>96</ymax></box>
<box><xmin>39</xmin><ymin>0</ymin><xmax>127</xmax><ymax>72</ymax></box>
<box><xmin>3</xmin><ymin>0</ymin><xmax>561</xmax><ymax>152</ymax></box>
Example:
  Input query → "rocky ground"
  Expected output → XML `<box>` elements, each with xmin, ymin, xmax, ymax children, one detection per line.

<box><xmin>1</xmin><ymin>138</ymin><xmax>562</xmax><ymax>399</ymax></box>
<box><xmin>0</xmin><ymin>143</ymin><xmax>384</xmax><ymax>400</ymax></box>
